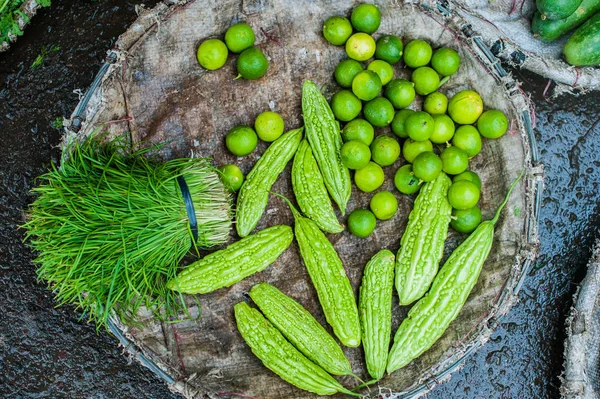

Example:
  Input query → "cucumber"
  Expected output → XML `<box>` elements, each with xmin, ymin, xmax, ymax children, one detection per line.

<box><xmin>532</xmin><ymin>0</ymin><xmax>600</xmax><ymax>42</ymax></box>
<box><xmin>564</xmin><ymin>11</ymin><xmax>600</xmax><ymax>66</ymax></box>
<box><xmin>537</xmin><ymin>0</ymin><xmax>584</xmax><ymax>20</ymax></box>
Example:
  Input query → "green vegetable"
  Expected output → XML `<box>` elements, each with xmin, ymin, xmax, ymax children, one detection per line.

<box><xmin>537</xmin><ymin>0</ymin><xmax>584</xmax><ymax>19</ymax></box>
<box><xmin>249</xmin><ymin>283</ymin><xmax>352</xmax><ymax>376</ymax></box>
<box><xmin>1</xmin><ymin>0</ymin><xmax>51</xmax><ymax>44</ymax></box>
<box><xmin>236</xmin><ymin>127</ymin><xmax>303</xmax><ymax>237</ymax></box>
<box><xmin>387</xmin><ymin>172</ymin><xmax>523</xmax><ymax>373</ymax></box>
<box><xmin>395</xmin><ymin>173</ymin><xmax>452</xmax><ymax>306</ymax></box>
<box><xmin>167</xmin><ymin>225</ymin><xmax>293</xmax><ymax>294</ymax></box>
<box><xmin>532</xmin><ymin>0</ymin><xmax>600</xmax><ymax>42</ymax></box>
<box><xmin>292</xmin><ymin>140</ymin><xmax>343</xmax><ymax>233</ymax></box>
<box><xmin>563</xmin><ymin>11</ymin><xmax>600</xmax><ymax>66</ymax></box>
<box><xmin>302</xmin><ymin>80</ymin><xmax>351</xmax><ymax>214</ymax></box>
<box><xmin>359</xmin><ymin>249</ymin><xmax>395</xmax><ymax>380</ymax></box>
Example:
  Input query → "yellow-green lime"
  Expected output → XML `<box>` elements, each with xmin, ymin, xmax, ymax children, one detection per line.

<box><xmin>352</xmin><ymin>70</ymin><xmax>382</xmax><ymax>101</ymax></box>
<box><xmin>335</xmin><ymin>59</ymin><xmax>363</xmax><ymax>88</ymax></box>
<box><xmin>477</xmin><ymin>110</ymin><xmax>508</xmax><ymax>139</ymax></box>
<box><xmin>370</xmin><ymin>191</ymin><xmax>398</xmax><ymax>220</ymax></box>
<box><xmin>350</xmin><ymin>4</ymin><xmax>381</xmax><ymax>34</ymax></box>
<box><xmin>331</xmin><ymin>90</ymin><xmax>362</xmax><ymax>122</ymax></box>
<box><xmin>440</xmin><ymin>146</ymin><xmax>469</xmax><ymax>175</ymax></box>
<box><xmin>341</xmin><ymin>140</ymin><xmax>371</xmax><ymax>170</ymax></box>
<box><xmin>197</xmin><ymin>39</ymin><xmax>228</xmax><ymax>70</ymax></box>
<box><xmin>237</xmin><ymin>47</ymin><xmax>268</xmax><ymax>80</ymax></box>
<box><xmin>219</xmin><ymin>164</ymin><xmax>245</xmax><ymax>192</ymax></box>
<box><xmin>405</xmin><ymin>111</ymin><xmax>435</xmax><ymax>141</ymax></box>
<box><xmin>431</xmin><ymin>47</ymin><xmax>461</xmax><ymax>76</ymax></box>
<box><xmin>402</xmin><ymin>138</ymin><xmax>433</xmax><ymax>163</ymax></box>
<box><xmin>451</xmin><ymin>206</ymin><xmax>482</xmax><ymax>233</ymax></box>
<box><xmin>346</xmin><ymin>33</ymin><xmax>376</xmax><ymax>61</ymax></box>
<box><xmin>394</xmin><ymin>164</ymin><xmax>421</xmax><ymax>194</ymax></box>
<box><xmin>430</xmin><ymin>114</ymin><xmax>455</xmax><ymax>144</ymax></box>
<box><xmin>355</xmin><ymin>161</ymin><xmax>385</xmax><ymax>192</ymax></box>
<box><xmin>452</xmin><ymin>125</ymin><xmax>482</xmax><ymax>156</ymax></box>
<box><xmin>363</xmin><ymin>97</ymin><xmax>395</xmax><ymax>127</ymax></box>
<box><xmin>226</xmin><ymin>126</ymin><xmax>258</xmax><ymax>156</ymax></box>
<box><xmin>453</xmin><ymin>170</ymin><xmax>482</xmax><ymax>190</ymax></box>
<box><xmin>370</xmin><ymin>135</ymin><xmax>400</xmax><ymax>166</ymax></box>
<box><xmin>448</xmin><ymin>180</ymin><xmax>480</xmax><ymax>209</ymax></box>
<box><xmin>403</xmin><ymin>39</ymin><xmax>433</xmax><ymax>68</ymax></box>
<box><xmin>225</xmin><ymin>23</ymin><xmax>255</xmax><ymax>53</ymax></box>
<box><xmin>411</xmin><ymin>66</ymin><xmax>440</xmax><ymax>96</ymax></box>
<box><xmin>254</xmin><ymin>111</ymin><xmax>285</xmax><ymax>142</ymax></box>
<box><xmin>423</xmin><ymin>92</ymin><xmax>448</xmax><ymax>115</ymax></box>
<box><xmin>448</xmin><ymin>90</ymin><xmax>483</xmax><ymax>124</ymax></box>
<box><xmin>323</xmin><ymin>16</ymin><xmax>353</xmax><ymax>46</ymax></box>
<box><xmin>385</xmin><ymin>79</ymin><xmax>415</xmax><ymax>109</ymax></box>
<box><xmin>375</xmin><ymin>35</ymin><xmax>403</xmax><ymax>64</ymax></box>
<box><xmin>367</xmin><ymin>60</ymin><xmax>394</xmax><ymax>85</ymax></box>
<box><xmin>391</xmin><ymin>109</ymin><xmax>415</xmax><ymax>138</ymax></box>
<box><xmin>342</xmin><ymin>119</ymin><xmax>375</xmax><ymax>145</ymax></box>
<box><xmin>413</xmin><ymin>151</ymin><xmax>443</xmax><ymax>182</ymax></box>
<box><xmin>347</xmin><ymin>208</ymin><xmax>377</xmax><ymax>238</ymax></box>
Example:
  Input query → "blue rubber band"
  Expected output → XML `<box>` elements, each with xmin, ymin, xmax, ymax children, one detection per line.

<box><xmin>176</xmin><ymin>176</ymin><xmax>198</xmax><ymax>244</ymax></box>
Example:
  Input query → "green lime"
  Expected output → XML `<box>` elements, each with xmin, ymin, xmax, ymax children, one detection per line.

<box><xmin>375</xmin><ymin>35</ymin><xmax>403</xmax><ymax>64</ymax></box>
<box><xmin>219</xmin><ymin>164</ymin><xmax>245</xmax><ymax>192</ymax></box>
<box><xmin>347</xmin><ymin>208</ymin><xmax>377</xmax><ymax>238</ymax></box>
<box><xmin>225</xmin><ymin>126</ymin><xmax>258</xmax><ymax>156</ymax></box>
<box><xmin>385</xmin><ymin>79</ymin><xmax>415</xmax><ymax>109</ymax></box>
<box><xmin>346</xmin><ymin>33</ymin><xmax>376</xmax><ymax>61</ymax></box>
<box><xmin>423</xmin><ymin>92</ymin><xmax>448</xmax><ymax>115</ymax></box>
<box><xmin>477</xmin><ymin>110</ymin><xmax>508</xmax><ymax>139</ymax></box>
<box><xmin>452</xmin><ymin>125</ymin><xmax>482</xmax><ymax>156</ymax></box>
<box><xmin>323</xmin><ymin>16</ymin><xmax>353</xmax><ymax>46</ymax></box>
<box><xmin>440</xmin><ymin>146</ymin><xmax>469</xmax><ymax>175</ymax></box>
<box><xmin>370</xmin><ymin>191</ymin><xmax>398</xmax><ymax>220</ymax></box>
<box><xmin>448</xmin><ymin>90</ymin><xmax>484</xmax><ymax>125</ymax></box>
<box><xmin>430</xmin><ymin>114</ymin><xmax>455</xmax><ymax>144</ymax></box>
<box><xmin>331</xmin><ymin>90</ymin><xmax>362</xmax><ymax>122</ymax></box>
<box><xmin>341</xmin><ymin>140</ymin><xmax>371</xmax><ymax>169</ymax></box>
<box><xmin>453</xmin><ymin>170</ymin><xmax>482</xmax><ymax>190</ymax></box>
<box><xmin>431</xmin><ymin>47</ymin><xmax>461</xmax><ymax>76</ymax></box>
<box><xmin>370</xmin><ymin>135</ymin><xmax>400</xmax><ymax>166</ymax></box>
<box><xmin>367</xmin><ymin>60</ymin><xmax>394</xmax><ymax>85</ymax></box>
<box><xmin>391</xmin><ymin>109</ymin><xmax>415</xmax><ymax>139</ymax></box>
<box><xmin>335</xmin><ymin>59</ymin><xmax>364</xmax><ymax>88</ymax></box>
<box><xmin>236</xmin><ymin>47</ymin><xmax>268</xmax><ymax>80</ymax></box>
<box><xmin>411</xmin><ymin>67</ymin><xmax>440</xmax><ymax>96</ymax></box>
<box><xmin>363</xmin><ymin>97</ymin><xmax>395</xmax><ymax>127</ymax></box>
<box><xmin>402</xmin><ymin>138</ymin><xmax>433</xmax><ymax>163</ymax></box>
<box><xmin>342</xmin><ymin>119</ymin><xmax>375</xmax><ymax>145</ymax></box>
<box><xmin>350</xmin><ymin>4</ymin><xmax>381</xmax><ymax>34</ymax></box>
<box><xmin>412</xmin><ymin>151</ymin><xmax>443</xmax><ymax>182</ymax></box>
<box><xmin>394</xmin><ymin>164</ymin><xmax>421</xmax><ymax>194</ymax></box>
<box><xmin>197</xmin><ymin>38</ymin><xmax>229</xmax><ymax>70</ymax></box>
<box><xmin>448</xmin><ymin>180</ymin><xmax>480</xmax><ymax>210</ymax></box>
<box><xmin>405</xmin><ymin>111</ymin><xmax>435</xmax><ymax>141</ymax></box>
<box><xmin>352</xmin><ymin>70</ymin><xmax>382</xmax><ymax>101</ymax></box>
<box><xmin>403</xmin><ymin>39</ymin><xmax>433</xmax><ymax>68</ymax></box>
<box><xmin>224</xmin><ymin>23</ymin><xmax>255</xmax><ymax>53</ymax></box>
<box><xmin>355</xmin><ymin>161</ymin><xmax>385</xmax><ymax>192</ymax></box>
<box><xmin>254</xmin><ymin>111</ymin><xmax>285</xmax><ymax>142</ymax></box>
<box><xmin>451</xmin><ymin>206</ymin><xmax>482</xmax><ymax>233</ymax></box>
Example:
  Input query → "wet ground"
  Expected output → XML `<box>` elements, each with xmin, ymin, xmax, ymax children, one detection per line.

<box><xmin>0</xmin><ymin>1</ymin><xmax>598</xmax><ymax>398</ymax></box>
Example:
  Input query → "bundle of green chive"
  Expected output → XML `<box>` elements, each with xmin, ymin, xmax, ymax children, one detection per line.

<box><xmin>23</xmin><ymin>136</ymin><xmax>232</xmax><ymax>328</ymax></box>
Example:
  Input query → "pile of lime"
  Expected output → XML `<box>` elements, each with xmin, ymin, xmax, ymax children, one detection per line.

<box><xmin>323</xmin><ymin>4</ymin><xmax>509</xmax><ymax>238</ymax></box>
<box><xmin>197</xmin><ymin>22</ymin><xmax>269</xmax><ymax>80</ymax></box>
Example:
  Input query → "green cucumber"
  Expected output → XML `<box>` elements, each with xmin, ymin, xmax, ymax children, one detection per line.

<box><xmin>564</xmin><ymin>11</ymin><xmax>600</xmax><ymax>66</ymax></box>
<box><xmin>537</xmin><ymin>0</ymin><xmax>584</xmax><ymax>20</ymax></box>
<box><xmin>532</xmin><ymin>0</ymin><xmax>600</xmax><ymax>41</ymax></box>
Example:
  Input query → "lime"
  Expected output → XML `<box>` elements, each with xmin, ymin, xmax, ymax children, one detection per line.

<box><xmin>402</xmin><ymin>138</ymin><xmax>433</xmax><ymax>163</ymax></box>
<box><xmin>430</xmin><ymin>114</ymin><xmax>455</xmax><ymax>144</ymax></box>
<box><xmin>385</xmin><ymin>79</ymin><xmax>415</xmax><ymax>109</ymax></box>
<box><xmin>237</xmin><ymin>47</ymin><xmax>268</xmax><ymax>80</ymax></box>
<box><xmin>197</xmin><ymin>39</ymin><xmax>228</xmax><ymax>70</ymax></box>
<box><xmin>323</xmin><ymin>16</ymin><xmax>353</xmax><ymax>46</ymax></box>
<box><xmin>411</xmin><ymin>67</ymin><xmax>440</xmax><ymax>96</ymax></box>
<box><xmin>367</xmin><ymin>60</ymin><xmax>394</xmax><ymax>85</ymax></box>
<box><xmin>375</xmin><ymin>35</ymin><xmax>403</xmax><ymax>64</ymax></box>
<box><xmin>350</xmin><ymin>4</ymin><xmax>381</xmax><ymax>34</ymax></box>
<box><xmin>403</xmin><ymin>39</ymin><xmax>433</xmax><ymax>68</ymax></box>
<box><xmin>341</xmin><ymin>140</ymin><xmax>371</xmax><ymax>170</ymax></box>
<box><xmin>431</xmin><ymin>47</ymin><xmax>461</xmax><ymax>76</ymax></box>
<box><xmin>219</xmin><ymin>164</ymin><xmax>245</xmax><ymax>192</ymax></box>
<box><xmin>448</xmin><ymin>180</ymin><xmax>480</xmax><ymax>210</ymax></box>
<box><xmin>453</xmin><ymin>170</ymin><xmax>482</xmax><ymax>190</ymax></box>
<box><xmin>423</xmin><ymin>92</ymin><xmax>448</xmax><ymax>115</ymax></box>
<box><xmin>452</xmin><ymin>125</ymin><xmax>482</xmax><ymax>156</ymax></box>
<box><xmin>342</xmin><ymin>119</ymin><xmax>375</xmax><ymax>145</ymax></box>
<box><xmin>370</xmin><ymin>135</ymin><xmax>400</xmax><ymax>166</ymax></box>
<box><xmin>413</xmin><ymin>151</ymin><xmax>443</xmax><ymax>182</ymax></box>
<box><xmin>355</xmin><ymin>161</ymin><xmax>385</xmax><ymax>192</ymax></box>
<box><xmin>346</xmin><ymin>33</ymin><xmax>376</xmax><ymax>61</ymax></box>
<box><xmin>370</xmin><ymin>191</ymin><xmax>399</xmax><ymax>220</ymax></box>
<box><xmin>347</xmin><ymin>208</ymin><xmax>377</xmax><ymax>238</ymax></box>
<box><xmin>335</xmin><ymin>59</ymin><xmax>364</xmax><ymax>88</ymax></box>
<box><xmin>440</xmin><ymin>146</ymin><xmax>469</xmax><ymax>175</ymax></box>
<box><xmin>394</xmin><ymin>164</ymin><xmax>421</xmax><ymax>194</ymax></box>
<box><xmin>226</xmin><ymin>126</ymin><xmax>258</xmax><ymax>156</ymax></box>
<box><xmin>405</xmin><ymin>111</ymin><xmax>435</xmax><ymax>141</ymax></box>
<box><xmin>225</xmin><ymin>23</ymin><xmax>255</xmax><ymax>53</ymax></box>
<box><xmin>254</xmin><ymin>111</ymin><xmax>285</xmax><ymax>142</ymax></box>
<box><xmin>363</xmin><ymin>97</ymin><xmax>395</xmax><ymax>127</ymax></box>
<box><xmin>331</xmin><ymin>90</ymin><xmax>362</xmax><ymax>122</ymax></box>
<box><xmin>352</xmin><ymin>70</ymin><xmax>382</xmax><ymax>101</ymax></box>
<box><xmin>391</xmin><ymin>109</ymin><xmax>415</xmax><ymax>138</ymax></box>
<box><xmin>448</xmin><ymin>90</ymin><xmax>484</xmax><ymax>125</ymax></box>
<box><xmin>451</xmin><ymin>206</ymin><xmax>482</xmax><ymax>233</ymax></box>
<box><xmin>477</xmin><ymin>110</ymin><xmax>508</xmax><ymax>139</ymax></box>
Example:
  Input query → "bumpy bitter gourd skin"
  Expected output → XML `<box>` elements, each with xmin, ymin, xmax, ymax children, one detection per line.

<box><xmin>236</xmin><ymin>127</ymin><xmax>303</xmax><ymax>237</ymax></box>
<box><xmin>167</xmin><ymin>225</ymin><xmax>293</xmax><ymax>294</ymax></box>
<box><xmin>395</xmin><ymin>172</ymin><xmax>452</xmax><ymax>305</ymax></box>
<box><xmin>292</xmin><ymin>140</ymin><xmax>343</xmax><ymax>233</ymax></box>
<box><xmin>302</xmin><ymin>81</ymin><xmax>351</xmax><ymax>215</ymax></box>
<box><xmin>234</xmin><ymin>302</ymin><xmax>359</xmax><ymax>396</ymax></box>
<box><xmin>359</xmin><ymin>249</ymin><xmax>395</xmax><ymax>381</ymax></box>
<box><xmin>249</xmin><ymin>282</ymin><xmax>352</xmax><ymax>376</ymax></box>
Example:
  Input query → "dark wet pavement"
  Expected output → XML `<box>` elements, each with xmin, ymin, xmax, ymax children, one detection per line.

<box><xmin>0</xmin><ymin>1</ymin><xmax>598</xmax><ymax>398</ymax></box>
